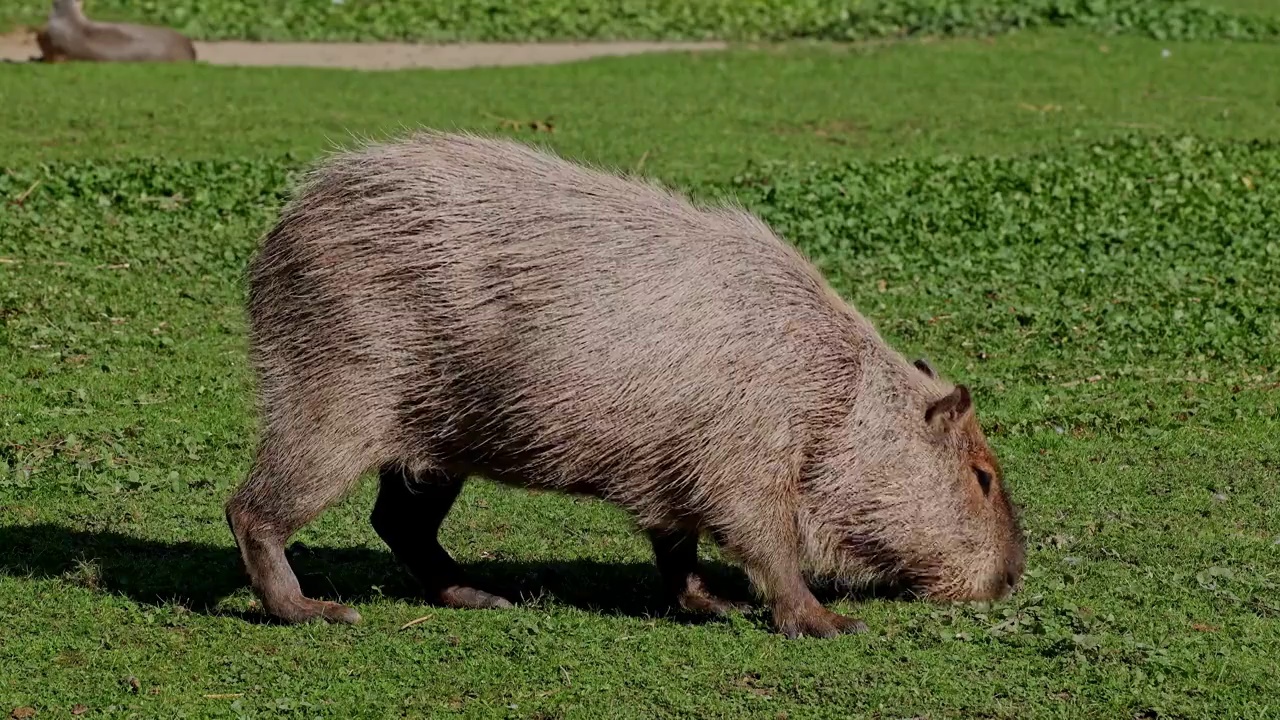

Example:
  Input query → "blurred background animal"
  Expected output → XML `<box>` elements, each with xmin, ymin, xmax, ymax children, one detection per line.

<box><xmin>36</xmin><ymin>0</ymin><xmax>196</xmax><ymax>63</ymax></box>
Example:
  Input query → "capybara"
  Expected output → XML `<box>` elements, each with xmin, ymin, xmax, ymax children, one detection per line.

<box><xmin>226</xmin><ymin>131</ymin><xmax>1025</xmax><ymax>638</ymax></box>
<box><xmin>37</xmin><ymin>0</ymin><xmax>196</xmax><ymax>63</ymax></box>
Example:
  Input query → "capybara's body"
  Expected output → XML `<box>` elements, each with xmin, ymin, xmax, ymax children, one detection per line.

<box><xmin>39</xmin><ymin>0</ymin><xmax>196</xmax><ymax>63</ymax></box>
<box><xmin>227</xmin><ymin>131</ymin><xmax>1025</xmax><ymax>637</ymax></box>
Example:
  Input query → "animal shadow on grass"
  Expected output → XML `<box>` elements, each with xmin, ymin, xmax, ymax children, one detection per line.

<box><xmin>1</xmin><ymin>523</ymin><xmax>885</xmax><ymax>626</ymax></box>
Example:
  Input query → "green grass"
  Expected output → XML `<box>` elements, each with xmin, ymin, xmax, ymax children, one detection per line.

<box><xmin>5</xmin><ymin>0</ymin><xmax>1279</xmax><ymax>42</ymax></box>
<box><xmin>6</xmin><ymin>32</ymin><xmax>1280</xmax><ymax>178</ymax></box>
<box><xmin>1208</xmin><ymin>0</ymin><xmax>1280</xmax><ymax>15</ymax></box>
<box><xmin>3</xmin><ymin>21</ymin><xmax>1280</xmax><ymax>720</ymax></box>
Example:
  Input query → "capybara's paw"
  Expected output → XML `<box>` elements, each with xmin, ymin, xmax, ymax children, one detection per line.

<box><xmin>773</xmin><ymin>607</ymin><xmax>868</xmax><ymax>639</ymax></box>
<box><xmin>268</xmin><ymin>597</ymin><xmax>362</xmax><ymax>625</ymax></box>
<box><xmin>677</xmin><ymin>587</ymin><xmax>750</xmax><ymax>616</ymax></box>
<box><xmin>321</xmin><ymin>601</ymin><xmax>363</xmax><ymax>624</ymax></box>
<box><xmin>439</xmin><ymin>585</ymin><xmax>514</xmax><ymax>610</ymax></box>
<box><xmin>828</xmin><ymin>611</ymin><xmax>870</xmax><ymax>635</ymax></box>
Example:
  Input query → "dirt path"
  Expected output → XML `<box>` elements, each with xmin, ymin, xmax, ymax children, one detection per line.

<box><xmin>0</xmin><ymin>29</ymin><xmax>726</xmax><ymax>69</ymax></box>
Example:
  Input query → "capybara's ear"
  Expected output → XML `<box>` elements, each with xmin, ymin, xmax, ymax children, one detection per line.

<box><xmin>925</xmin><ymin>385</ymin><xmax>971</xmax><ymax>427</ymax></box>
<box><xmin>912</xmin><ymin>358</ymin><xmax>935</xmax><ymax>378</ymax></box>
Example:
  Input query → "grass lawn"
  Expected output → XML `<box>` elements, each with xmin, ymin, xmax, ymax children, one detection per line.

<box><xmin>5</xmin><ymin>31</ymin><xmax>1280</xmax><ymax>178</ymax></box>
<box><xmin>4</xmin><ymin>0</ymin><xmax>1278</xmax><ymax>42</ymax></box>
<box><xmin>1205</xmin><ymin>0</ymin><xmax>1280</xmax><ymax>15</ymax></box>
<box><xmin>2</xmin><ymin>23</ymin><xmax>1279</xmax><ymax>720</ymax></box>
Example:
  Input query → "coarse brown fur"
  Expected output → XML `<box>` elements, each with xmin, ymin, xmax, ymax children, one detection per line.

<box><xmin>38</xmin><ymin>0</ymin><xmax>196</xmax><ymax>64</ymax></box>
<box><xmin>226</xmin><ymin>131</ymin><xmax>1026</xmax><ymax>638</ymax></box>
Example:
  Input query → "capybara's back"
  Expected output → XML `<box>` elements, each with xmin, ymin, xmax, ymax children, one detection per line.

<box><xmin>246</xmin><ymin>132</ymin><xmax>856</xmax><ymax>510</ymax></box>
<box><xmin>228</xmin><ymin>131</ymin><xmax>1025</xmax><ymax>638</ymax></box>
<box><xmin>41</xmin><ymin>0</ymin><xmax>196</xmax><ymax>63</ymax></box>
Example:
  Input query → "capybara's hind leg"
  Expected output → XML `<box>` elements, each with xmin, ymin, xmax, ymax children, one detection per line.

<box><xmin>371</xmin><ymin>465</ymin><xmax>513</xmax><ymax>610</ymax></box>
<box><xmin>226</xmin><ymin>439</ymin><xmax>364</xmax><ymax>625</ymax></box>
<box><xmin>648</xmin><ymin>529</ymin><xmax>745</xmax><ymax>616</ymax></box>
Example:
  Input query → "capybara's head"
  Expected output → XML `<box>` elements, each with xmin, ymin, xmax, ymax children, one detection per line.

<box><xmin>800</xmin><ymin>358</ymin><xmax>1025</xmax><ymax>603</ymax></box>
<box><xmin>51</xmin><ymin>0</ymin><xmax>82</xmax><ymax>16</ymax></box>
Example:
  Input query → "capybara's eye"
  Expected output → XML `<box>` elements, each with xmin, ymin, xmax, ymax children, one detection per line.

<box><xmin>974</xmin><ymin>467</ymin><xmax>993</xmax><ymax>496</ymax></box>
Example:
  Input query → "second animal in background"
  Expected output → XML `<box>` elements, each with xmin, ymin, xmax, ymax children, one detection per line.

<box><xmin>36</xmin><ymin>0</ymin><xmax>197</xmax><ymax>63</ymax></box>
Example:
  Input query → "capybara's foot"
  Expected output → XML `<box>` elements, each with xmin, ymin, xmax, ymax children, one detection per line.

<box><xmin>438</xmin><ymin>585</ymin><xmax>514</xmax><ymax>610</ymax></box>
<box><xmin>675</xmin><ymin>576</ymin><xmax>750</xmax><ymax>616</ymax></box>
<box><xmin>678</xmin><ymin>589</ymin><xmax>750</xmax><ymax>616</ymax></box>
<box><xmin>265</xmin><ymin>596</ymin><xmax>362</xmax><ymax>625</ymax></box>
<box><xmin>773</xmin><ymin>606</ymin><xmax>868</xmax><ymax>639</ymax></box>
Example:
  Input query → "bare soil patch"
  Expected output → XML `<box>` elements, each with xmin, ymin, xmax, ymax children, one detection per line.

<box><xmin>0</xmin><ymin>29</ymin><xmax>725</xmax><ymax>69</ymax></box>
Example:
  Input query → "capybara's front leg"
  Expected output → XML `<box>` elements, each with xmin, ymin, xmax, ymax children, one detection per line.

<box><xmin>724</xmin><ymin>527</ymin><xmax>867</xmax><ymax>639</ymax></box>
<box><xmin>757</xmin><ymin>564</ymin><xmax>868</xmax><ymax>639</ymax></box>
<box><xmin>371</xmin><ymin>466</ymin><xmax>513</xmax><ymax>610</ymax></box>
<box><xmin>35</xmin><ymin>31</ymin><xmax>66</xmax><ymax>63</ymax></box>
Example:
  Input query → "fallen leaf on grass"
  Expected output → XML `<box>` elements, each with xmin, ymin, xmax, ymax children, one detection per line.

<box><xmin>1059</xmin><ymin>374</ymin><xmax>1104</xmax><ymax>388</ymax></box>
<box><xmin>140</xmin><ymin>194</ymin><xmax>187</xmax><ymax>210</ymax></box>
<box><xmin>484</xmin><ymin>112</ymin><xmax>555</xmax><ymax>133</ymax></box>
<box><xmin>10</xmin><ymin>179</ymin><xmax>41</xmax><ymax>206</ymax></box>
<box><xmin>399</xmin><ymin>614</ymin><xmax>435</xmax><ymax>631</ymax></box>
<box><xmin>1191</xmin><ymin>622</ymin><xmax>1219</xmax><ymax>632</ymax></box>
<box><xmin>10</xmin><ymin>708</ymin><xmax>35</xmax><ymax>720</ymax></box>
<box><xmin>70</xmin><ymin>706</ymin><xmax>88</xmax><ymax>716</ymax></box>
